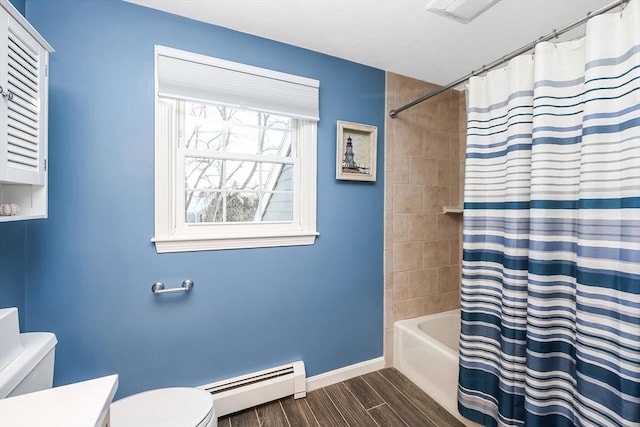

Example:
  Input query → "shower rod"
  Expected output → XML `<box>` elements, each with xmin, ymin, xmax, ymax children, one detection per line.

<box><xmin>389</xmin><ymin>0</ymin><xmax>630</xmax><ymax>118</ymax></box>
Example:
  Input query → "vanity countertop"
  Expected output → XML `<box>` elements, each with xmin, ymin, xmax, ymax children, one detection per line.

<box><xmin>0</xmin><ymin>374</ymin><xmax>118</xmax><ymax>427</ymax></box>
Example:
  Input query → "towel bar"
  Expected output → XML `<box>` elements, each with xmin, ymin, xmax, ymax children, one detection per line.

<box><xmin>151</xmin><ymin>280</ymin><xmax>194</xmax><ymax>295</ymax></box>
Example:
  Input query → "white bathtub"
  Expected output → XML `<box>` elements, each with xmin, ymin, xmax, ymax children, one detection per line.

<box><xmin>394</xmin><ymin>309</ymin><xmax>479</xmax><ymax>426</ymax></box>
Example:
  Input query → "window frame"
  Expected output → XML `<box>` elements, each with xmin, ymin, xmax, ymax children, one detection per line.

<box><xmin>152</xmin><ymin>46</ymin><xmax>318</xmax><ymax>253</ymax></box>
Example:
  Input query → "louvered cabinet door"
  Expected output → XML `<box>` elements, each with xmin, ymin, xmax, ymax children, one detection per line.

<box><xmin>0</xmin><ymin>12</ymin><xmax>47</xmax><ymax>185</ymax></box>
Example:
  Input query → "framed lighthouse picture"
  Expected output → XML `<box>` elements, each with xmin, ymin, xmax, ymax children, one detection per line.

<box><xmin>336</xmin><ymin>120</ymin><xmax>377</xmax><ymax>182</ymax></box>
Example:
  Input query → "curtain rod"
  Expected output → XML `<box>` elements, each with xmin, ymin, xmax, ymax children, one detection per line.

<box><xmin>389</xmin><ymin>0</ymin><xmax>629</xmax><ymax>118</ymax></box>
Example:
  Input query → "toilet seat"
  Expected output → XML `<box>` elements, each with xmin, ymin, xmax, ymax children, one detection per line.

<box><xmin>110</xmin><ymin>387</ymin><xmax>216</xmax><ymax>427</ymax></box>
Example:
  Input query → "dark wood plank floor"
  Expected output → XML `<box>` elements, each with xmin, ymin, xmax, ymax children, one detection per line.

<box><xmin>217</xmin><ymin>367</ymin><xmax>465</xmax><ymax>427</ymax></box>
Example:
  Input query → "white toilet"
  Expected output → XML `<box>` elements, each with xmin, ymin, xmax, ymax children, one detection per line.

<box><xmin>110</xmin><ymin>386</ymin><xmax>216</xmax><ymax>427</ymax></box>
<box><xmin>0</xmin><ymin>316</ymin><xmax>216</xmax><ymax>427</ymax></box>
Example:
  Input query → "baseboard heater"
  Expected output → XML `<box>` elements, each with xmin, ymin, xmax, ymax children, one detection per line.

<box><xmin>201</xmin><ymin>361</ymin><xmax>306</xmax><ymax>417</ymax></box>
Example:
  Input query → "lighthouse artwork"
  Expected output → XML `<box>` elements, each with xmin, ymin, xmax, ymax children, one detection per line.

<box><xmin>342</xmin><ymin>136</ymin><xmax>357</xmax><ymax>171</ymax></box>
<box><xmin>336</xmin><ymin>120</ymin><xmax>377</xmax><ymax>182</ymax></box>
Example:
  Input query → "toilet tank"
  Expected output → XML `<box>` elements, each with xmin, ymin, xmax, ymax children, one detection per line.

<box><xmin>0</xmin><ymin>332</ymin><xmax>57</xmax><ymax>399</ymax></box>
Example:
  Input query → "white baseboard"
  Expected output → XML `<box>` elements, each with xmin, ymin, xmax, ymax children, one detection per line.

<box><xmin>306</xmin><ymin>357</ymin><xmax>385</xmax><ymax>392</ymax></box>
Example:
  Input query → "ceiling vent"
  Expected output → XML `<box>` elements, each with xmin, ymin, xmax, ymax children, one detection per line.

<box><xmin>426</xmin><ymin>0</ymin><xmax>501</xmax><ymax>24</ymax></box>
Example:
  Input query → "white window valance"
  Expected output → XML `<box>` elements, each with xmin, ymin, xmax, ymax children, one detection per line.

<box><xmin>156</xmin><ymin>46</ymin><xmax>319</xmax><ymax>121</ymax></box>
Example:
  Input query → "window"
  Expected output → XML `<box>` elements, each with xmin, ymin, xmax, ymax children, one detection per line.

<box><xmin>152</xmin><ymin>46</ymin><xmax>319</xmax><ymax>252</ymax></box>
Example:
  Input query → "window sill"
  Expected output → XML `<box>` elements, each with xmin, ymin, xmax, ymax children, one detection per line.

<box><xmin>151</xmin><ymin>231</ymin><xmax>319</xmax><ymax>253</ymax></box>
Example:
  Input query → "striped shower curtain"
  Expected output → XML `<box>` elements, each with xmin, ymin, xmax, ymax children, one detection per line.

<box><xmin>458</xmin><ymin>1</ymin><xmax>640</xmax><ymax>426</ymax></box>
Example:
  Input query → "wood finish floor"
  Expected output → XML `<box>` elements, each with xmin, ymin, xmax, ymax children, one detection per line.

<box><xmin>217</xmin><ymin>368</ymin><xmax>465</xmax><ymax>427</ymax></box>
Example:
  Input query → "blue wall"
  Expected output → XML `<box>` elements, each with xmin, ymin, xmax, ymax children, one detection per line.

<box><xmin>21</xmin><ymin>0</ymin><xmax>385</xmax><ymax>398</ymax></box>
<box><xmin>8</xmin><ymin>0</ymin><xmax>25</xmax><ymax>15</ymax></box>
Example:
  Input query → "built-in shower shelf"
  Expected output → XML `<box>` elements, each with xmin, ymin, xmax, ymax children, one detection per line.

<box><xmin>442</xmin><ymin>206</ymin><xmax>463</xmax><ymax>214</ymax></box>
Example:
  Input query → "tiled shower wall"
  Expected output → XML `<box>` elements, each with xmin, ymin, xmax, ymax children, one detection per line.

<box><xmin>384</xmin><ymin>72</ymin><xmax>466</xmax><ymax>364</ymax></box>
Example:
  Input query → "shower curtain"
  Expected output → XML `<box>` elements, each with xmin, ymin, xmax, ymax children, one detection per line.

<box><xmin>458</xmin><ymin>1</ymin><xmax>640</xmax><ymax>426</ymax></box>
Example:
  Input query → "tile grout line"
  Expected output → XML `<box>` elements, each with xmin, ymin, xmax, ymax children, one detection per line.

<box><xmin>303</xmin><ymin>394</ymin><xmax>322</xmax><ymax>427</ymax></box>
<box><xmin>365</xmin><ymin>403</ymin><xmax>394</xmax><ymax>427</ymax></box>
<box><xmin>366</xmin><ymin>412</ymin><xmax>384</xmax><ymax>427</ymax></box>
<box><xmin>339</xmin><ymin>379</ymin><xmax>382</xmax><ymax>427</ymax></box>
<box><xmin>320</xmin><ymin>387</ymin><xmax>351</xmax><ymax>426</ymax></box>
<box><xmin>360</xmin><ymin>373</ymin><xmax>410</xmax><ymax>427</ymax></box>
<box><xmin>367</xmin><ymin>402</ymin><xmax>387</xmax><ymax>410</ymax></box>
<box><xmin>278</xmin><ymin>400</ymin><xmax>293</xmax><ymax>427</ymax></box>
<box><xmin>377</xmin><ymin>370</ymin><xmax>442</xmax><ymax>426</ymax></box>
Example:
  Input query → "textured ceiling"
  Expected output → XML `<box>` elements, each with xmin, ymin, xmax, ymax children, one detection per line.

<box><xmin>125</xmin><ymin>0</ymin><xmax>613</xmax><ymax>86</ymax></box>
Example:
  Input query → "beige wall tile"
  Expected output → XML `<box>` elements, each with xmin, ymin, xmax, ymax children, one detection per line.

<box><xmin>394</xmin><ymin>74</ymin><xmax>432</xmax><ymax>103</ymax></box>
<box><xmin>423</xmin><ymin>186</ymin><xmax>450</xmax><ymax>213</ymax></box>
<box><xmin>384</xmin><ymin>249</ymin><xmax>393</xmax><ymax>289</ymax></box>
<box><xmin>450</xmin><ymin>133</ymin><xmax>461</xmax><ymax>161</ymax></box>
<box><xmin>438</xmin><ymin>265</ymin><xmax>461</xmax><ymax>294</ymax></box>
<box><xmin>384</xmin><ymin>210</ymin><xmax>393</xmax><ymax>249</ymax></box>
<box><xmin>385</xmin><ymin>289</ymin><xmax>394</xmax><ymax>329</ymax></box>
<box><xmin>451</xmin><ymin>89</ymin><xmax>461</xmax><ymax>106</ymax></box>
<box><xmin>450</xmin><ymin>238</ymin><xmax>462</xmax><ymax>265</ymax></box>
<box><xmin>458</xmin><ymin>94</ymin><xmax>467</xmax><ymax>160</ymax></box>
<box><xmin>438</xmin><ymin>159</ymin><xmax>460</xmax><ymax>188</ymax></box>
<box><xmin>423</xmin><ymin>130</ymin><xmax>451</xmax><ymax>160</ymax></box>
<box><xmin>449</xmin><ymin>185</ymin><xmax>462</xmax><ymax>208</ymax></box>
<box><xmin>423</xmin><ymin>239</ymin><xmax>450</xmax><ymax>268</ymax></box>
<box><xmin>437</xmin><ymin>291</ymin><xmax>461</xmax><ymax>313</ymax></box>
<box><xmin>393</xmin><ymin>184</ymin><xmax>423</xmax><ymax>213</ymax></box>
<box><xmin>408</xmin><ymin>213</ymin><xmax>437</xmax><ymax>242</ymax></box>
<box><xmin>385</xmin><ymin>177</ymin><xmax>394</xmax><ymax>212</ymax></box>
<box><xmin>386</xmin><ymin>71</ymin><xmax>396</xmax><ymax>94</ymax></box>
<box><xmin>393</xmin><ymin>242</ymin><xmax>423</xmax><ymax>272</ymax></box>
<box><xmin>430</xmin><ymin>85</ymin><xmax>448</xmax><ymax>101</ymax></box>
<box><xmin>392</xmin><ymin>271</ymin><xmax>410</xmax><ymax>301</ymax></box>
<box><xmin>385</xmin><ymin>73</ymin><xmax>466</xmax><ymax>362</ymax></box>
<box><xmin>393</xmin><ymin>298</ymin><xmax>424</xmax><ymax>321</ymax></box>
<box><xmin>424</xmin><ymin>291</ymin><xmax>461</xmax><ymax>314</ymax></box>
<box><xmin>408</xmin><ymin>157</ymin><xmax>438</xmax><ymax>186</ymax></box>
<box><xmin>384</xmin><ymin>328</ymin><xmax>394</xmax><ymax>367</ymax></box>
<box><xmin>437</xmin><ymin>213</ymin><xmax>461</xmax><ymax>240</ymax></box>
<box><xmin>394</xmin><ymin>124</ymin><xmax>423</xmax><ymax>157</ymax></box>
<box><xmin>385</xmin><ymin>123</ymin><xmax>394</xmax><ymax>173</ymax></box>
<box><xmin>393</xmin><ymin>155</ymin><xmax>409</xmax><ymax>184</ymax></box>
<box><xmin>408</xmin><ymin>268</ymin><xmax>438</xmax><ymax>298</ymax></box>
<box><xmin>409</xmin><ymin>103</ymin><xmax>439</xmax><ymax>130</ymax></box>
<box><xmin>438</xmin><ymin>103</ymin><xmax>459</xmax><ymax>133</ymax></box>
<box><xmin>386</xmin><ymin>142</ymin><xmax>395</xmax><ymax>173</ymax></box>
<box><xmin>393</xmin><ymin>213</ymin><xmax>410</xmax><ymax>243</ymax></box>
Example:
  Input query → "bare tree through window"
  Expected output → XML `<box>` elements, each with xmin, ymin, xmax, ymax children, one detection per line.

<box><xmin>177</xmin><ymin>100</ymin><xmax>294</xmax><ymax>224</ymax></box>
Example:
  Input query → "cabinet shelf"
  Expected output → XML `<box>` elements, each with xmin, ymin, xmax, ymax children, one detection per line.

<box><xmin>0</xmin><ymin>214</ymin><xmax>46</xmax><ymax>222</ymax></box>
<box><xmin>0</xmin><ymin>182</ymin><xmax>48</xmax><ymax>222</ymax></box>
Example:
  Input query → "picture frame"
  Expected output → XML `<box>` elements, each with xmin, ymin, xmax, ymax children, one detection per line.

<box><xmin>336</xmin><ymin>120</ymin><xmax>377</xmax><ymax>182</ymax></box>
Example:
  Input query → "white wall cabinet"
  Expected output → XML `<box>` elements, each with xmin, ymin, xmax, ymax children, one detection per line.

<box><xmin>0</xmin><ymin>0</ymin><xmax>52</xmax><ymax>222</ymax></box>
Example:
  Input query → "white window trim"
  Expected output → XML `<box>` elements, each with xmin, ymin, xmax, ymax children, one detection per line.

<box><xmin>151</xmin><ymin>46</ymin><xmax>318</xmax><ymax>253</ymax></box>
